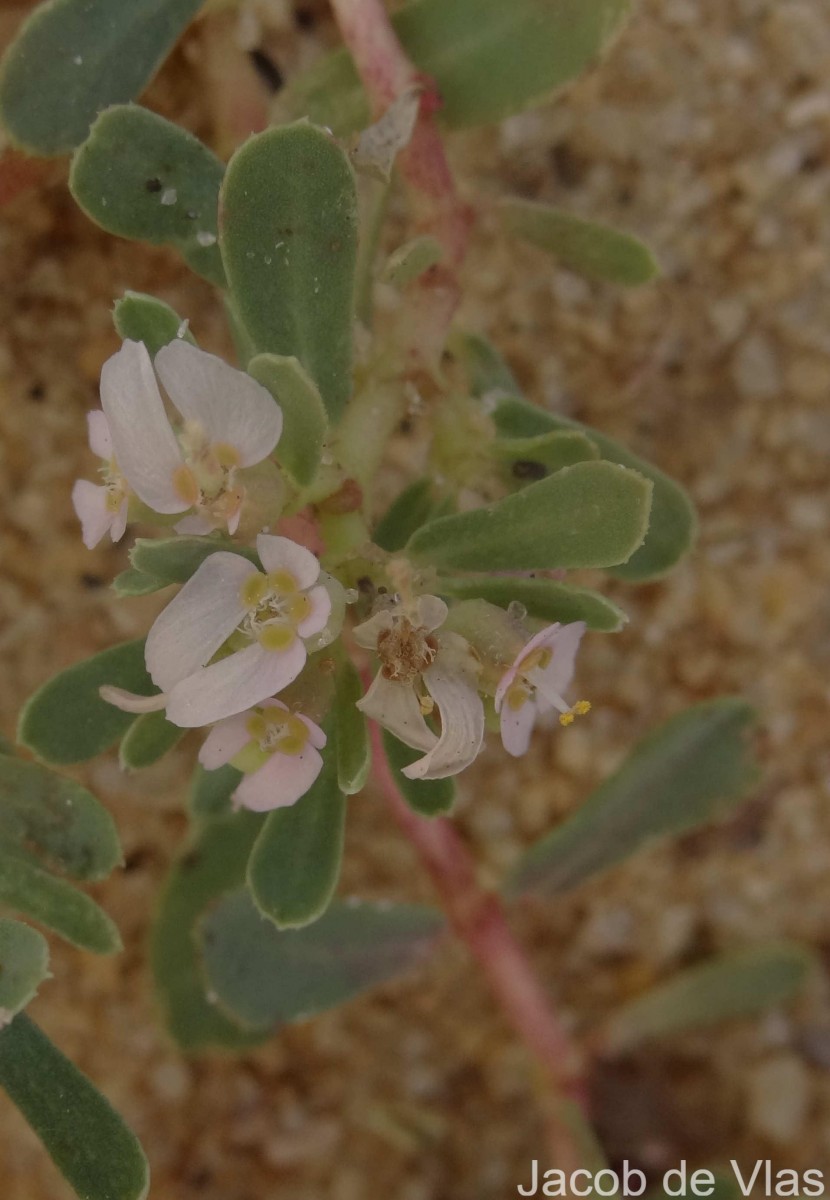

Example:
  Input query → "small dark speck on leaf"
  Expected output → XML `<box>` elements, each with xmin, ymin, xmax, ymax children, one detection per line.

<box><xmin>512</xmin><ymin>460</ymin><xmax>547</xmax><ymax>481</ymax></box>
<box><xmin>145</xmin><ymin>177</ymin><xmax>163</xmax><ymax>194</ymax></box>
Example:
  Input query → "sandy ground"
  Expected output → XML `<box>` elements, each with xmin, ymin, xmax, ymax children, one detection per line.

<box><xmin>1</xmin><ymin>0</ymin><xmax>830</xmax><ymax>1195</ymax></box>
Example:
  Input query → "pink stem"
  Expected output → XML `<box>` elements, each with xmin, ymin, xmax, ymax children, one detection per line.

<box><xmin>368</xmin><ymin>719</ymin><xmax>589</xmax><ymax>1142</ymax></box>
<box><xmin>329</xmin><ymin>0</ymin><xmax>471</xmax><ymax>357</ymax></box>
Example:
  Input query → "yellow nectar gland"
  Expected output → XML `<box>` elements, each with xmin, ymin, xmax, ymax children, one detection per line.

<box><xmin>246</xmin><ymin>710</ymin><xmax>309</xmax><ymax>757</ymax></box>
<box><xmin>506</xmin><ymin>683</ymin><xmax>531</xmax><ymax>712</ymax></box>
<box><xmin>212</xmin><ymin>442</ymin><xmax>240</xmax><ymax>470</ymax></box>
<box><xmin>258</xmin><ymin>623</ymin><xmax>296</xmax><ymax>652</ymax></box>
<box><xmin>241</xmin><ymin>573</ymin><xmax>268</xmax><ymax>609</ymax></box>
<box><xmin>172</xmin><ymin>463</ymin><xmax>200</xmax><ymax>507</ymax></box>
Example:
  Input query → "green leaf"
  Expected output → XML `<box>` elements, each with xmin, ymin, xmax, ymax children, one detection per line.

<box><xmin>452</xmin><ymin>330</ymin><xmax>519</xmax><ymax>398</ymax></box>
<box><xmin>0</xmin><ymin>852</ymin><xmax>121</xmax><ymax>954</ymax></box>
<box><xmin>0</xmin><ymin>1014</ymin><xmax>149</xmax><ymax>1199</ymax></box>
<box><xmin>247</xmin><ymin>747</ymin><xmax>346</xmax><ymax>929</ymax></box>
<box><xmin>438</xmin><ymin>575</ymin><xmax>627</xmax><ymax>633</ymax></box>
<box><xmin>188</xmin><ymin>763</ymin><xmax>241</xmax><ymax>824</ymax></box>
<box><xmin>382</xmin><ymin>236</ymin><xmax>443</xmax><ymax>289</ymax></box>
<box><xmin>18</xmin><ymin>639</ymin><xmax>152</xmax><ymax>765</ymax></box>
<box><xmin>493</xmin><ymin>430</ymin><xmax>600</xmax><ymax>479</ymax></box>
<box><xmin>247</xmin><ymin>353</ymin><xmax>328</xmax><ymax>487</ymax></box>
<box><xmin>373</xmin><ymin>479</ymin><xmax>450</xmax><ymax>553</ymax></box>
<box><xmin>219</xmin><ymin>122</ymin><xmax>359</xmax><ymax>419</ymax></box>
<box><xmin>0</xmin><ymin>0</ymin><xmax>203</xmax><ymax>156</ymax></box>
<box><xmin>333</xmin><ymin>658</ymin><xmax>370</xmax><ymax>796</ymax></box>
<box><xmin>129</xmin><ymin>536</ymin><xmax>258</xmax><ymax>588</ymax></box>
<box><xmin>112</xmin><ymin>567</ymin><xmax>166</xmax><ymax>598</ymax></box>
<box><xmin>383</xmin><ymin>732</ymin><xmax>455</xmax><ymax>817</ymax></box>
<box><xmin>289</xmin><ymin>0</ymin><xmax>631</xmax><ymax>133</ymax></box>
<box><xmin>119</xmin><ymin>710</ymin><xmax>184</xmax><ymax>771</ymax></box>
<box><xmin>200</xmin><ymin>890</ymin><xmax>444</xmax><ymax>1030</ymax></box>
<box><xmin>407</xmin><ymin>461</ymin><xmax>652</xmax><ymax>572</ymax></box>
<box><xmin>151</xmin><ymin>811</ymin><xmax>267</xmax><ymax>1051</ymax></box>
<box><xmin>602</xmin><ymin>943</ymin><xmax>816</xmax><ymax>1052</ymax></box>
<box><xmin>508</xmin><ymin>699</ymin><xmax>760</xmax><ymax>897</ymax></box>
<box><xmin>0</xmin><ymin>755</ymin><xmax>121</xmax><ymax>879</ymax></box>
<box><xmin>494</xmin><ymin>396</ymin><xmax>697</xmax><ymax>581</ymax></box>
<box><xmin>0</xmin><ymin>920</ymin><xmax>50</xmax><ymax>1021</ymax></box>
<box><xmin>499</xmin><ymin>199</ymin><xmax>659</xmax><ymax>286</ymax></box>
<box><xmin>113</xmin><ymin>291</ymin><xmax>195</xmax><ymax>357</ymax></box>
<box><xmin>70</xmin><ymin>105</ymin><xmax>225</xmax><ymax>285</ymax></box>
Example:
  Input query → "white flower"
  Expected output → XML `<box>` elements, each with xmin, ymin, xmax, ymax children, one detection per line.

<box><xmin>494</xmin><ymin>622</ymin><xmax>588</xmax><ymax>757</ymax></box>
<box><xmin>354</xmin><ymin>595</ymin><xmax>484</xmax><ymax>781</ymax></box>
<box><xmin>71</xmin><ymin>411</ymin><xmax>129</xmax><ymax>549</ymax></box>
<box><xmin>100</xmin><ymin>338</ymin><xmax>282</xmax><ymax>534</ymax></box>
<box><xmin>199</xmin><ymin>699</ymin><xmax>326</xmax><ymax>812</ymax></box>
<box><xmin>142</xmin><ymin>534</ymin><xmax>335</xmax><ymax>727</ymax></box>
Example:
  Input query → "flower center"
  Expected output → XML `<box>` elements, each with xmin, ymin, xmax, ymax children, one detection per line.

<box><xmin>505</xmin><ymin>645</ymin><xmax>591</xmax><ymax>726</ymax></box>
<box><xmin>171</xmin><ymin>422</ymin><xmax>243</xmax><ymax>521</ymax></box>
<box><xmin>246</xmin><ymin>710</ymin><xmax>310</xmax><ymax>757</ymax></box>
<box><xmin>238</xmin><ymin>569</ymin><xmax>313</xmax><ymax>652</ymax></box>
<box><xmin>377</xmin><ymin>617</ymin><xmax>439</xmax><ymax>682</ymax></box>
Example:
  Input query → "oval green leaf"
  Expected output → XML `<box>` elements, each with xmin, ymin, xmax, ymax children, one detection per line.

<box><xmin>508</xmin><ymin>698</ymin><xmax>760</xmax><ymax>897</ymax></box>
<box><xmin>119</xmin><ymin>710</ymin><xmax>184</xmax><ymax>772</ymax></box>
<box><xmin>200</xmin><ymin>889</ymin><xmax>444</xmax><ymax>1030</ymax></box>
<box><xmin>289</xmin><ymin>0</ymin><xmax>631</xmax><ymax>134</ymax></box>
<box><xmin>0</xmin><ymin>756</ymin><xmax>121</xmax><ymax>880</ymax></box>
<box><xmin>333</xmin><ymin>658</ymin><xmax>370</xmax><ymax>796</ymax></box>
<box><xmin>113</xmin><ymin>291</ymin><xmax>195</xmax><ymax>357</ymax></box>
<box><xmin>129</xmin><ymin>536</ymin><xmax>258</xmax><ymax>589</ymax></box>
<box><xmin>602</xmin><ymin>943</ymin><xmax>816</xmax><ymax>1053</ymax></box>
<box><xmin>500</xmin><ymin>198</ymin><xmax>659</xmax><ymax>286</ymax></box>
<box><xmin>219</xmin><ymin>122</ymin><xmax>358</xmax><ymax>419</ymax></box>
<box><xmin>150</xmin><ymin>811</ymin><xmax>267</xmax><ymax>1051</ymax></box>
<box><xmin>18</xmin><ymin>639</ymin><xmax>152</xmax><ymax>765</ymax></box>
<box><xmin>438</xmin><ymin>575</ymin><xmax>627</xmax><ymax>633</ymax></box>
<box><xmin>493</xmin><ymin>430</ymin><xmax>600</xmax><ymax>481</ymax></box>
<box><xmin>407</xmin><ymin>460</ymin><xmax>652</xmax><ymax>572</ymax></box>
<box><xmin>0</xmin><ymin>0</ymin><xmax>203</xmax><ymax>155</ymax></box>
<box><xmin>0</xmin><ymin>852</ymin><xmax>121</xmax><ymax>955</ymax></box>
<box><xmin>382</xmin><ymin>235</ymin><xmax>443</xmax><ymax>289</ymax></box>
<box><xmin>247</xmin><ymin>746</ymin><xmax>345</xmax><ymax>929</ymax></box>
<box><xmin>382</xmin><ymin>732</ymin><xmax>455</xmax><ymax>817</ymax></box>
<box><xmin>247</xmin><ymin>353</ymin><xmax>328</xmax><ymax>487</ymax></box>
<box><xmin>0</xmin><ymin>920</ymin><xmax>50</xmax><ymax>1022</ymax></box>
<box><xmin>188</xmin><ymin>762</ymin><xmax>241</xmax><ymax>824</ymax></box>
<box><xmin>70</xmin><ymin>105</ymin><xmax>225</xmax><ymax>285</ymax></box>
<box><xmin>0</xmin><ymin>1014</ymin><xmax>149</xmax><ymax>1200</ymax></box>
<box><xmin>494</xmin><ymin>395</ymin><xmax>697</xmax><ymax>581</ymax></box>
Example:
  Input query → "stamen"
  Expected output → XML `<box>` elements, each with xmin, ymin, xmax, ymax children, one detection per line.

<box><xmin>241</xmin><ymin>573</ymin><xmax>268</xmax><ymax>609</ymax></box>
<box><xmin>559</xmin><ymin>699</ymin><xmax>591</xmax><ymax>727</ymax></box>
<box><xmin>172</xmin><ymin>463</ymin><xmax>200</xmax><ymax>506</ymax></box>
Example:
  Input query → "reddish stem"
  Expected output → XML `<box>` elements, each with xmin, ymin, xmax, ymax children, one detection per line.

<box><xmin>368</xmin><ymin>718</ymin><xmax>589</xmax><ymax>1155</ymax></box>
<box><xmin>329</xmin><ymin>0</ymin><xmax>471</xmax><ymax>356</ymax></box>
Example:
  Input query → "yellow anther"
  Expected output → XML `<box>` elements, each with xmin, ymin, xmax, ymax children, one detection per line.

<box><xmin>212</xmin><ymin>442</ymin><xmax>240</xmax><ymax>469</ymax></box>
<box><xmin>266</xmin><ymin>569</ymin><xmax>299</xmax><ymax>595</ymax></box>
<box><xmin>258</xmin><ymin>624</ymin><xmax>296</xmax><ymax>652</ymax></box>
<box><xmin>240</xmin><ymin>573</ymin><xmax>268</xmax><ymax>609</ymax></box>
<box><xmin>287</xmin><ymin>593</ymin><xmax>312</xmax><ymax>624</ymax></box>
<box><xmin>172</xmin><ymin>463</ymin><xmax>200</xmax><ymax>506</ymax></box>
<box><xmin>246</xmin><ymin>713</ymin><xmax>268</xmax><ymax>742</ymax></box>
<box><xmin>559</xmin><ymin>712</ymin><xmax>575</xmax><ymax>727</ymax></box>
<box><xmin>574</xmin><ymin>700</ymin><xmax>591</xmax><ymax>716</ymax></box>
<box><xmin>419</xmin><ymin>694</ymin><xmax>435</xmax><ymax>716</ymax></box>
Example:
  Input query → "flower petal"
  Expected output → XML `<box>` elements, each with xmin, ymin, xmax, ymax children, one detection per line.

<box><xmin>72</xmin><ymin>480</ymin><xmax>113</xmax><ymax>549</ymax></box>
<box><xmin>100</xmin><ymin>339</ymin><xmax>185</xmax><ymax>513</ymax></box>
<box><xmin>145</xmin><ymin>551</ymin><xmax>258</xmax><ymax>692</ymax></box>
<box><xmin>174</xmin><ymin>513</ymin><xmax>215</xmax><ymax>536</ymax></box>
<box><xmin>352</xmin><ymin>609</ymin><xmax>393</xmax><ymax>651</ymax></box>
<box><xmin>256</xmin><ymin>534</ymin><xmax>320</xmax><ymax>588</ymax></box>
<box><xmin>87</xmin><ymin>410</ymin><xmax>112</xmax><ymax>459</ymax></box>
<box><xmin>298</xmin><ymin>714</ymin><xmax>327</xmax><ymax>751</ymax></box>
<box><xmin>402</xmin><ymin>663</ymin><xmax>484</xmax><ymax>781</ymax></box>
<box><xmin>413</xmin><ymin>594</ymin><xmax>448</xmax><ymax>633</ymax></box>
<box><xmin>165</xmin><ymin>640</ymin><xmax>307</xmax><ymax>727</ymax></box>
<box><xmin>532</xmin><ymin>621</ymin><xmax>586</xmax><ymax>697</ymax></box>
<box><xmin>99</xmin><ymin>686</ymin><xmax>167</xmax><ymax>714</ymax></box>
<box><xmin>356</xmin><ymin>673</ymin><xmax>436</xmax><ymax>752</ymax></box>
<box><xmin>499</xmin><ymin>696</ymin><xmax>538</xmax><ymax>758</ymax></box>
<box><xmin>198</xmin><ymin>713</ymin><xmax>253</xmax><ymax>770</ymax></box>
<box><xmin>110</xmin><ymin>498</ymin><xmax>129</xmax><ymax>543</ymax></box>
<box><xmin>155</xmin><ymin>341</ymin><xmax>282</xmax><ymax>467</ymax></box>
<box><xmin>233</xmin><ymin>746</ymin><xmax>324</xmax><ymax>812</ymax></box>
<box><xmin>297</xmin><ymin>585</ymin><xmax>332</xmax><ymax>639</ymax></box>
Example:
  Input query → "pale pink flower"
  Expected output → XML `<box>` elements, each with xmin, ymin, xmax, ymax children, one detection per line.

<box><xmin>354</xmin><ymin>595</ymin><xmax>484</xmax><ymax>781</ymax></box>
<box><xmin>100</xmin><ymin>338</ymin><xmax>282</xmax><ymax>535</ymax></box>
<box><xmin>494</xmin><ymin>622</ymin><xmax>588</xmax><ymax>757</ymax></box>
<box><xmin>199</xmin><ymin>699</ymin><xmax>326</xmax><ymax>812</ymax></box>
<box><xmin>134</xmin><ymin>534</ymin><xmax>335</xmax><ymax>728</ymax></box>
<box><xmin>71</xmin><ymin>411</ymin><xmax>129</xmax><ymax>549</ymax></box>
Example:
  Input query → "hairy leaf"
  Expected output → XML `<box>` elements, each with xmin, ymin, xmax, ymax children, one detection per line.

<box><xmin>383</xmin><ymin>732</ymin><xmax>455</xmax><ymax>817</ymax></box>
<box><xmin>333</xmin><ymin>659</ymin><xmax>370</xmax><ymax>796</ymax></box>
<box><xmin>188</xmin><ymin>762</ymin><xmax>241</xmax><ymax>824</ymax></box>
<box><xmin>0</xmin><ymin>852</ymin><xmax>121</xmax><ymax>955</ymax></box>
<box><xmin>438</xmin><ymin>575</ymin><xmax>627</xmax><ymax>633</ymax></box>
<box><xmin>248</xmin><ymin>353</ymin><xmax>328</xmax><ymax>486</ymax></box>
<box><xmin>508</xmin><ymin>699</ymin><xmax>760</xmax><ymax>897</ymax></box>
<box><xmin>113</xmin><ymin>291</ymin><xmax>195</xmax><ymax>357</ymax></box>
<box><xmin>119</xmin><ymin>710</ymin><xmax>184</xmax><ymax>771</ymax></box>
<box><xmin>0</xmin><ymin>920</ymin><xmax>50</xmax><ymax>1022</ymax></box>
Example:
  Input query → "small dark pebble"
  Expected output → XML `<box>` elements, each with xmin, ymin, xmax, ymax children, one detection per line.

<box><xmin>248</xmin><ymin>48</ymin><xmax>284</xmax><ymax>93</ymax></box>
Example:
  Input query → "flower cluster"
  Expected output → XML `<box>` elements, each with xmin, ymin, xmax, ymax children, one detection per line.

<box><xmin>81</xmin><ymin>340</ymin><xmax>589</xmax><ymax>813</ymax></box>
